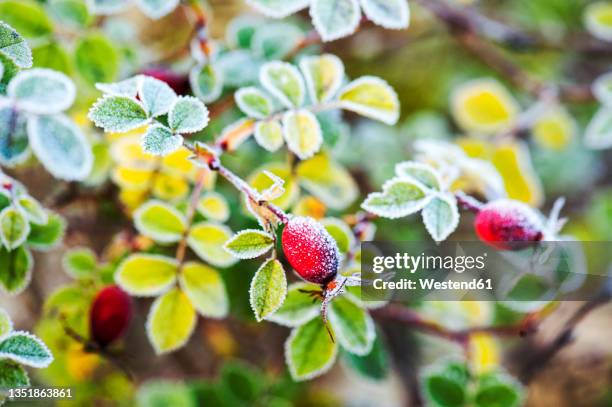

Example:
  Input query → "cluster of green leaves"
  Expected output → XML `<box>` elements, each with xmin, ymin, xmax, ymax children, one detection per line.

<box><xmin>421</xmin><ymin>361</ymin><xmax>523</xmax><ymax>407</ymax></box>
<box><xmin>0</xmin><ymin>21</ymin><xmax>93</xmax><ymax>180</ymax></box>
<box><xmin>246</xmin><ymin>0</ymin><xmax>410</xmax><ymax>41</ymax></box>
<box><xmin>0</xmin><ymin>308</ymin><xmax>53</xmax><ymax>404</ymax></box>
<box><xmin>0</xmin><ymin>175</ymin><xmax>65</xmax><ymax>295</ymax></box>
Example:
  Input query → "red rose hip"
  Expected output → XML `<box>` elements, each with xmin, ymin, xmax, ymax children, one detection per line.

<box><xmin>281</xmin><ymin>216</ymin><xmax>340</xmax><ymax>285</ymax></box>
<box><xmin>89</xmin><ymin>285</ymin><xmax>132</xmax><ymax>348</ymax></box>
<box><xmin>474</xmin><ymin>199</ymin><xmax>544</xmax><ymax>250</ymax></box>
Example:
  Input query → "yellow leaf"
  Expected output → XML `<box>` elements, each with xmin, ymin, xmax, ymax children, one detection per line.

<box><xmin>146</xmin><ymin>288</ymin><xmax>196</xmax><ymax>354</ymax></box>
<box><xmin>66</xmin><ymin>344</ymin><xmax>100</xmax><ymax>381</ymax></box>
<box><xmin>248</xmin><ymin>163</ymin><xmax>299</xmax><ymax>210</ymax></box>
<box><xmin>110</xmin><ymin>134</ymin><xmax>156</xmax><ymax>169</ymax></box>
<box><xmin>492</xmin><ymin>141</ymin><xmax>543</xmax><ymax>206</ymax></box>
<box><xmin>532</xmin><ymin>107</ymin><xmax>576</xmax><ymax>151</ymax></box>
<box><xmin>153</xmin><ymin>173</ymin><xmax>190</xmax><ymax>202</ymax></box>
<box><xmin>161</xmin><ymin>146</ymin><xmax>198</xmax><ymax>179</ymax></box>
<box><xmin>293</xmin><ymin>196</ymin><xmax>327</xmax><ymax>219</ymax></box>
<box><xmin>112</xmin><ymin>166</ymin><xmax>153</xmax><ymax>189</ymax></box>
<box><xmin>118</xmin><ymin>188</ymin><xmax>148</xmax><ymax>213</ymax></box>
<box><xmin>197</xmin><ymin>192</ymin><xmax>230</xmax><ymax>222</ymax></box>
<box><xmin>469</xmin><ymin>333</ymin><xmax>500</xmax><ymax>375</ymax></box>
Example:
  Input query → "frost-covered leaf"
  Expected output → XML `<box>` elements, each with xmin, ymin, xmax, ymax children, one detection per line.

<box><xmin>190</xmin><ymin>63</ymin><xmax>223</xmax><ymax>103</ymax></box>
<box><xmin>266</xmin><ymin>282</ymin><xmax>320</xmax><ymax>327</ymax></box>
<box><xmin>197</xmin><ymin>192</ymin><xmax>230</xmax><ymax>222</ymax></box>
<box><xmin>88</xmin><ymin>96</ymin><xmax>149</xmax><ymax>132</ymax></box>
<box><xmin>217</xmin><ymin>50</ymin><xmax>262</xmax><ymax>88</ymax></box>
<box><xmin>531</xmin><ymin>106</ymin><xmax>576</xmax><ymax>151</ymax></box>
<box><xmin>297</xmin><ymin>154</ymin><xmax>358</xmax><ymax>210</ymax></box>
<box><xmin>584</xmin><ymin>2</ymin><xmax>612</xmax><ymax>42</ymax></box>
<box><xmin>260</xmin><ymin>61</ymin><xmax>305</xmax><ymax>108</ymax></box>
<box><xmin>248</xmin><ymin>163</ymin><xmax>299</xmax><ymax>211</ymax></box>
<box><xmin>75</xmin><ymin>33</ymin><xmax>119</xmax><ymax>84</ymax></box>
<box><xmin>451</xmin><ymin>78</ymin><xmax>519</xmax><ymax>134</ymax></box>
<box><xmin>134</xmin><ymin>200</ymin><xmax>186</xmax><ymax>243</ymax></box>
<box><xmin>362</xmin><ymin>177</ymin><xmax>431</xmax><ymax>219</ymax></box>
<box><xmin>8</xmin><ymin>69</ymin><xmax>75</xmax><ymax>114</ymax></box>
<box><xmin>235</xmin><ymin>87</ymin><xmax>273</xmax><ymax>119</ymax></box>
<box><xmin>0</xmin><ymin>332</ymin><xmax>53</xmax><ymax>368</ymax></box>
<box><xmin>338</xmin><ymin>76</ymin><xmax>400</xmax><ymax>125</ymax></box>
<box><xmin>188</xmin><ymin>222</ymin><xmax>237</xmax><ymax>267</ymax></box>
<box><xmin>254</xmin><ymin>120</ymin><xmax>284</xmax><ymax>152</ymax></box>
<box><xmin>282</xmin><ymin>109</ymin><xmax>323</xmax><ymax>160</ymax></box>
<box><xmin>48</xmin><ymin>0</ymin><xmax>92</xmax><ymax>28</ymax></box>
<box><xmin>0</xmin><ymin>21</ymin><xmax>32</xmax><ymax>68</ymax></box>
<box><xmin>0</xmin><ymin>105</ymin><xmax>29</xmax><ymax>166</ymax></box>
<box><xmin>138</xmin><ymin>75</ymin><xmax>177</xmax><ymax>117</ymax></box>
<box><xmin>310</xmin><ymin>0</ymin><xmax>361</xmax><ymax>42</ymax></box>
<box><xmin>27</xmin><ymin>114</ymin><xmax>93</xmax><ymax>181</ymax></box>
<box><xmin>250</xmin><ymin>259</ymin><xmax>287</xmax><ymax>322</ymax></box>
<box><xmin>0</xmin><ymin>309</ymin><xmax>12</xmax><ymax>337</ymax></box>
<box><xmin>0</xmin><ymin>359</ymin><xmax>29</xmax><ymax>390</ymax></box>
<box><xmin>219</xmin><ymin>118</ymin><xmax>256</xmax><ymax>152</ymax></box>
<box><xmin>360</xmin><ymin>0</ymin><xmax>410</xmax><ymax>29</ymax></box>
<box><xmin>135</xmin><ymin>0</ymin><xmax>180</xmax><ymax>20</ymax></box>
<box><xmin>329</xmin><ymin>295</ymin><xmax>375</xmax><ymax>355</ymax></box>
<box><xmin>146</xmin><ymin>288</ymin><xmax>196</xmax><ymax>354</ymax></box>
<box><xmin>96</xmin><ymin>75</ymin><xmax>141</xmax><ymax>98</ymax></box>
<box><xmin>245</xmin><ymin>0</ymin><xmax>310</xmax><ymax>18</ymax></box>
<box><xmin>259</xmin><ymin>170</ymin><xmax>286</xmax><ymax>201</ymax></box>
<box><xmin>593</xmin><ymin>71</ymin><xmax>612</xmax><ymax>106</ymax></box>
<box><xmin>168</xmin><ymin>96</ymin><xmax>209</xmax><ymax>134</ymax></box>
<box><xmin>422</xmin><ymin>194</ymin><xmax>460</xmax><ymax>242</ymax></box>
<box><xmin>226</xmin><ymin>14</ymin><xmax>263</xmax><ymax>48</ymax></box>
<box><xmin>0</xmin><ymin>207</ymin><xmax>29</xmax><ymax>250</ymax></box>
<box><xmin>250</xmin><ymin>21</ymin><xmax>305</xmax><ymax>60</ymax></box>
<box><xmin>16</xmin><ymin>195</ymin><xmax>47</xmax><ymax>225</ymax></box>
<box><xmin>299</xmin><ymin>54</ymin><xmax>344</xmax><ymax>104</ymax></box>
<box><xmin>395</xmin><ymin>162</ymin><xmax>441</xmax><ymax>190</ymax></box>
<box><xmin>585</xmin><ymin>107</ymin><xmax>612</xmax><ymax>150</ymax></box>
<box><xmin>116</xmin><ymin>254</ymin><xmax>178</xmax><ymax>297</ymax></box>
<box><xmin>0</xmin><ymin>246</ymin><xmax>32</xmax><ymax>294</ymax></box>
<box><xmin>142</xmin><ymin>124</ymin><xmax>183</xmax><ymax>156</ymax></box>
<box><xmin>178</xmin><ymin>262</ymin><xmax>228</xmax><ymax>318</ymax></box>
<box><xmin>322</xmin><ymin>218</ymin><xmax>354</xmax><ymax>253</ymax></box>
<box><xmin>225</xmin><ymin>229</ymin><xmax>275</xmax><ymax>259</ymax></box>
<box><xmin>62</xmin><ymin>247</ymin><xmax>97</xmax><ymax>279</ymax></box>
<box><xmin>26</xmin><ymin>212</ymin><xmax>65</xmax><ymax>250</ymax></box>
<box><xmin>286</xmin><ymin>317</ymin><xmax>338</xmax><ymax>381</ymax></box>
<box><xmin>86</xmin><ymin>0</ymin><xmax>129</xmax><ymax>15</ymax></box>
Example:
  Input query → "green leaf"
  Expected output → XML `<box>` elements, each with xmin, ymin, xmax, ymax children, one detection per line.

<box><xmin>0</xmin><ymin>1</ymin><xmax>52</xmax><ymax>39</ymax></box>
<box><xmin>285</xmin><ymin>317</ymin><xmax>338</xmax><ymax>381</ymax></box>
<box><xmin>299</xmin><ymin>54</ymin><xmax>344</xmax><ymax>104</ymax></box>
<box><xmin>62</xmin><ymin>247</ymin><xmax>97</xmax><ymax>279</ymax></box>
<box><xmin>89</xmin><ymin>95</ymin><xmax>149</xmax><ymax>133</ymax></box>
<box><xmin>342</xmin><ymin>330</ymin><xmax>389</xmax><ymax>380</ymax></box>
<box><xmin>260</xmin><ymin>61</ymin><xmax>305</xmax><ymax>108</ymax></box>
<box><xmin>474</xmin><ymin>372</ymin><xmax>523</xmax><ymax>407</ymax></box>
<box><xmin>338</xmin><ymin>76</ymin><xmax>400</xmax><ymax>125</ymax></box>
<box><xmin>27</xmin><ymin>114</ymin><xmax>93</xmax><ymax>181</ymax></box>
<box><xmin>0</xmin><ymin>246</ymin><xmax>31</xmax><ymax>295</ymax></box>
<box><xmin>96</xmin><ymin>75</ymin><xmax>140</xmax><ymax>98</ymax></box>
<box><xmin>219</xmin><ymin>361</ymin><xmax>264</xmax><ymax>405</ymax></box>
<box><xmin>235</xmin><ymin>87</ymin><xmax>273</xmax><ymax>119</ymax></box>
<box><xmin>0</xmin><ymin>308</ymin><xmax>13</xmax><ymax>337</ymax></box>
<box><xmin>136</xmin><ymin>381</ymin><xmax>195</xmax><ymax>407</ymax></box>
<box><xmin>134</xmin><ymin>200</ymin><xmax>186</xmax><ymax>243</ymax></box>
<box><xmin>422</xmin><ymin>194</ymin><xmax>460</xmax><ymax>242</ymax></box>
<box><xmin>168</xmin><ymin>96</ymin><xmax>209</xmax><ymax>134</ymax></box>
<box><xmin>250</xmin><ymin>21</ymin><xmax>304</xmax><ymax>60</ymax></box>
<box><xmin>395</xmin><ymin>161</ymin><xmax>442</xmax><ymax>190</ymax></box>
<box><xmin>141</xmin><ymin>124</ymin><xmax>183</xmax><ymax>156</ymax></box>
<box><xmin>226</xmin><ymin>14</ymin><xmax>262</xmax><ymax>48</ymax></box>
<box><xmin>224</xmin><ymin>229</ymin><xmax>275</xmax><ymax>259</ymax></box>
<box><xmin>0</xmin><ymin>359</ymin><xmax>29</xmax><ymax>389</ymax></box>
<box><xmin>116</xmin><ymin>253</ymin><xmax>178</xmax><ymax>297</ymax></box>
<box><xmin>282</xmin><ymin>109</ymin><xmax>323</xmax><ymax>160</ymax></box>
<box><xmin>584</xmin><ymin>2</ymin><xmax>612</xmax><ymax>42</ymax></box>
<box><xmin>254</xmin><ymin>120</ymin><xmax>284</xmax><ymax>152</ymax></box>
<box><xmin>16</xmin><ymin>195</ymin><xmax>47</xmax><ymax>226</ymax></box>
<box><xmin>189</xmin><ymin>63</ymin><xmax>223</xmax><ymax>103</ymax></box>
<box><xmin>322</xmin><ymin>218</ymin><xmax>354</xmax><ymax>253</ymax></box>
<box><xmin>585</xmin><ymin>107</ymin><xmax>612</xmax><ymax>150</ymax></box>
<box><xmin>310</xmin><ymin>0</ymin><xmax>361</xmax><ymax>42</ymax></box>
<box><xmin>266</xmin><ymin>282</ymin><xmax>320</xmax><ymax>327</ymax></box>
<box><xmin>217</xmin><ymin>49</ymin><xmax>262</xmax><ymax>88</ymax></box>
<box><xmin>360</xmin><ymin>0</ymin><xmax>410</xmax><ymax>30</ymax></box>
<box><xmin>139</xmin><ymin>75</ymin><xmax>177</xmax><ymax>117</ymax></box>
<box><xmin>362</xmin><ymin>177</ymin><xmax>431</xmax><ymax>219</ymax></box>
<box><xmin>135</xmin><ymin>0</ymin><xmax>180</xmax><ymax>20</ymax></box>
<box><xmin>26</xmin><ymin>212</ymin><xmax>65</xmax><ymax>250</ymax></box>
<box><xmin>245</xmin><ymin>0</ymin><xmax>309</xmax><ymax>18</ymax></box>
<box><xmin>196</xmin><ymin>192</ymin><xmax>230</xmax><ymax>222</ymax></box>
<box><xmin>297</xmin><ymin>154</ymin><xmax>358</xmax><ymax>210</ymax></box>
<box><xmin>8</xmin><ymin>68</ymin><xmax>75</xmax><ymax>114</ymax></box>
<box><xmin>0</xmin><ymin>105</ymin><xmax>29</xmax><ymax>167</ymax></box>
<box><xmin>422</xmin><ymin>362</ymin><xmax>469</xmax><ymax>407</ymax></box>
<box><xmin>329</xmin><ymin>295</ymin><xmax>375</xmax><ymax>355</ymax></box>
<box><xmin>249</xmin><ymin>259</ymin><xmax>287</xmax><ymax>322</ymax></box>
<box><xmin>178</xmin><ymin>262</ymin><xmax>228</xmax><ymax>318</ymax></box>
<box><xmin>48</xmin><ymin>0</ymin><xmax>91</xmax><ymax>28</ymax></box>
<box><xmin>187</xmin><ymin>222</ymin><xmax>237</xmax><ymax>268</ymax></box>
<box><xmin>146</xmin><ymin>288</ymin><xmax>196</xmax><ymax>354</ymax></box>
<box><xmin>31</xmin><ymin>42</ymin><xmax>71</xmax><ymax>73</ymax></box>
<box><xmin>0</xmin><ymin>207</ymin><xmax>29</xmax><ymax>250</ymax></box>
<box><xmin>0</xmin><ymin>331</ymin><xmax>53</xmax><ymax>368</ymax></box>
<box><xmin>74</xmin><ymin>33</ymin><xmax>119</xmax><ymax>84</ymax></box>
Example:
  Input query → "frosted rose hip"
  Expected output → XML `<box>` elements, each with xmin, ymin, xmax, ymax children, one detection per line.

<box><xmin>281</xmin><ymin>216</ymin><xmax>340</xmax><ymax>285</ymax></box>
<box><xmin>89</xmin><ymin>285</ymin><xmax>132</xmax><ymax>348</ymax></box>
<box><xmin>474</xmin><ymin>199</ymin><xmax>543</xmax><ymax>250</ymax></box>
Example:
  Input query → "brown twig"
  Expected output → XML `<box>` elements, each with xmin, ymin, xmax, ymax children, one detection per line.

<box><xmin>175</xmin><ymin>168</ymin><xmax>209</xmax><ymax>267</ymax></box>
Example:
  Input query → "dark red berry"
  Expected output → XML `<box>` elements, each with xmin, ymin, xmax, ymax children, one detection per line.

<box><xmin>474</xmin><ymin>199</ymin><xmax>543</xmax><ymax>250</ymax></box>
<box><xmin>282</xmin><ymin>216</ymin><xmax>340</xmax><ymax>285</ymax></box>
<box><xmin>89</xmin><ymin>285</ymin><xmax>132</xmax><ymax>348</ymax></box>
<box><xmin>140</xmin><ymin>67</ymin><xmax>190</xmax><ymax>95</ymax></box>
